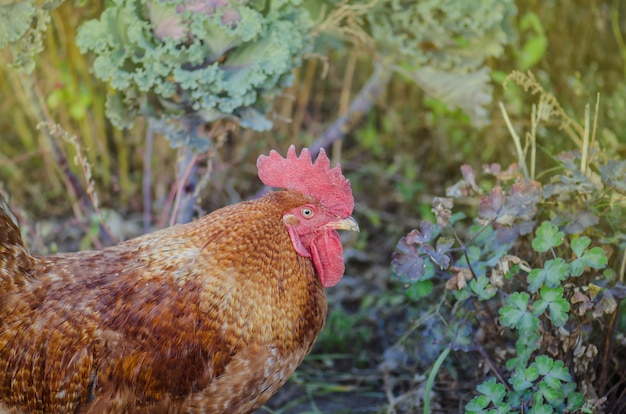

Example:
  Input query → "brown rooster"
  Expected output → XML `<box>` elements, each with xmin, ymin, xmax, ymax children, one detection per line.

<box><xmin>0</xmin><ymin>146</ymin><xmax>358</xmax><ymax>413</ymax></box>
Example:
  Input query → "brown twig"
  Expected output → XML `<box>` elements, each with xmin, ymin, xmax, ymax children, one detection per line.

<box><xmin>473</xmin><ymin>340</ymin><xmax>512</xmax><ymax>392</ymax></box>
<box><xmin>599</xmin><ymin>299</ymin><xmax>621</xmax><ymax>396</ymax></box>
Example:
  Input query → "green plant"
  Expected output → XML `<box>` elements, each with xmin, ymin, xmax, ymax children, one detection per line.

<box><xmin>391</xmin><ymin>73</ymin><xmax>626</xmax><ymax>412</ymax></box>
<box><xmin>76</xmin><ymin>0</ymin><xmax>312</xmax><ymax>150</ymax></box>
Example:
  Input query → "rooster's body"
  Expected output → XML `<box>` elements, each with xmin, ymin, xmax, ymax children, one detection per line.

<box><xmin>0</xmin><ymin>147</ymin><xmax>357</xmax><ymax>413</ymax></box>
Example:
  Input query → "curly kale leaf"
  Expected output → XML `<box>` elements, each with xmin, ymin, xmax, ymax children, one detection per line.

<box><xmin>0</xmin><ymin>0</ymin><xmax>60</xmax><ymax>73</ymax></box>
<box><xmin>366</xmin><ymin>0</ymin><xmax>516</xmax><ymax>127</ymax></box>
<box><xmin>77</xmin><ymin>0</ymin><xmax>312</xmax><ymax>149</ymax></box>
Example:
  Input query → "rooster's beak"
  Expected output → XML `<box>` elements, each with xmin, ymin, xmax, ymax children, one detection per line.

<box><xmin>325</xmin><ymin>216</ymin><xmax>360</xmax><ymax>232</ymax></box>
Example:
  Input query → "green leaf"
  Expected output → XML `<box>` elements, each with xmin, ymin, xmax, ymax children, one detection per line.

<box><xmin>538</xmin><ymin>381</ymin><xmax>560</xmax><ymax>403</ymax></box>
<box><xmin>532</xmin><ymin>287</ymin><xmax>570</xmax><ymax>327</ymax></box>
<box><xmin>500</xmin><ymin>292</ymin><xmax>539</xmax><ymax>332</ymax></box>
<box><xmin>510</xmin><ymin>366</ymin><xmax>537</xmax><ymax>391</ymax></box>
<box><xmin>532</xmin><ymin>221</ymin><xmax>564</xmax><ymax>252</ymax></box>
<box><xmin>476</xmin><ymin>378</ymin><xmax>506</xmax><ymax>405</ymax></box>
<box><xmin>569</xmin><ymin>258</ymin><xmax>585</xmax><ymax>277</ymax></box>
<box><xmin>470</xmin><ymin>275</ymin><xmax>497</xmax><ymax>300</ymax></box>
<box><xmin>545</xmin><ymin>359</ymin><xmax>572</xmax><ymax>382</ymax></box>
<box><xmin>530</xmin><ymin>403</ymin><xmax>554</xmax><ymax>414</ymax></box>
<box><xmin>527</xmin><ymin>258</ymin><xmax>569</xmax><ymax>292</ymax></box>
<box><xmin>581</xmin><ymin>247</ymin><xmax>608</xmax><ymax>269</ymax></box>
<box><xmin>405</xmin><ymin>280</ymin><xmax>433</xmax><ymax>300</ymax></box>
<box><xmin>0</xmin><ymin>2</ymin><xmax>34</xmax><ymax>47</ymax></box>
<box><xmin>466</xmin><ymin>395</ymin><xmax>490</xmax><ymax>412</ymax></box>
<box><xmin>534</xmin><ymin>355</ymin><xmax>553</xmax><ymax>375</ymax></box>
<box><xmin>566</xmin><ymin>392</ymin><xmax>585</xmax><ymax>411</ymax></box>
<box><xmin>570</xmin><ymin>238</ymin><xmax>607</xmax><ymax>276</ymax></box>
<box><xmin>571</xmin><ymin>236</ymin><xmax>591</xmax><ymax>257</ymax></box>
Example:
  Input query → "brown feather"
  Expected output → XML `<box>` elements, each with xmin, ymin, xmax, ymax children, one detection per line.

<box><xmin>0</xmin><ymin>191</ymin><xmax>327</xmax><ymax>413</ymax></box>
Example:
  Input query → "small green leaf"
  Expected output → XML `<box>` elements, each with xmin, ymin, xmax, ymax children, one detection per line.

<box><xmin>566</xmin><ymin>392</ymin><xmax>585</xmax><ymax>411</ymax></box>
<box><xmin>530</xmin><ymin>403</ymin><xmax>554</xmax><ymax>414</ymax></box>
<box><xmin>527</xmin><ymin>258</ymin><xmax>569</xmax><ymax>292</ymax></box>
<box><xmin>546</xmin><ymin>359</ymin><xmax>572</xmax><ymax>382</ymax></box>
<box><xmin>571</xmin><ymin>236</ymin><xmax>591</xmax><ymax>257</ymax></box>
<box><xmin>476</xmin><ymin>378</ymin><xmax>507</xmax><ymax>405</ymax></box>
<box><xmin>581</xmin><ymin>247</ymin><xmax>608</xmax><ymax>269</ymax></box>
<box><xmin>569</xmin><ymin>258</ymin><xmax>585</xmax><ymax>277</ymax></box>
<box><xmin>405</xmin><ymin>280</ymin><xmax>433</xmax><ymax>300</ymax></box>
<box><xmin>500</xmin><ymin>292</ymin><xmax>539</xmax><ymax>332</ymax></box>
<box><xmin>538</xmin><ymin>381</ymin><xmax>560</xmax><ymax>403</ymax></box>
<box><xmin>532</xmin><ymin>221</ymin><xmax>564</xmax><ymax>252</ymax></box>
<box><xmin>470</xmin><ymin>275</ymin><xmax>497</xmax><ymax>300</ymax></box>
<box><xmin>534</xmin><ymin>355</ymin><xmax>553</xmax><ymax>375</ymax></box>
<box><xmin>533</xmin><ymin>287</ymin><xmax>570</xmax><ymax>327</ymax></box>
<box><xmin>466</xmin><ymin>395</ymin><xmax>490</xmax><ymax>412</ymax></box>
<box><xmin>525</xmin><ymin>364</ymin><xmax>539</xmax><ymax>382</ymax></box>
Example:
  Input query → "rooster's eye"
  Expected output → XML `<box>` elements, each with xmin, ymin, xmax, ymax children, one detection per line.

<box><xmin>301</xmin><ymin>208</ymin><xmax>314</xmax><ymax>218</ymax></box>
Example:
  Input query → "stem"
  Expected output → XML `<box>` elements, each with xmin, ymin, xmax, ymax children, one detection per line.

<box><xmin>499</xmin><ymin>101</ymin><xmax>530</xmax><ymax>180</ymax></box>
<box><xmin>171</xmin><ymin>145</ymin><xmax>199</xmax><ymax>225</ymax></box>
<box><xmin>19</xmin><ymin>73</ymin><xmax>114</xmax><ymax>245</ymax></box>
<box><xmin>423</xmin><ymin>346</ymin><xmax>450</xmax><ymax>414</ymax></box>
<box><xmin>143</xmin><ymin>125</ymin><xmax>154</xmax><ymax>232</ymax></box>
<box><xmin>599</xmin><ymin>299</ymin><xmax>621</xmax><ymax>396</ymax></box>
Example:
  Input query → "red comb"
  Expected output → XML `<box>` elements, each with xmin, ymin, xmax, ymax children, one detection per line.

<box><xmin>257</xmin><ymin>145</ymin><xmax>354</xmax><ymax>217</ymax></box>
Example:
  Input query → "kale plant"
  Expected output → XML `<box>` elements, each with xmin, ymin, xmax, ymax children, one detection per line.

<box><xmin>76</xmin><ymin>0</ymin><xmax>312</xmax><ymax>150</ymax></box>
<box><xmin>366</xmin><ymin>0</ymin><xmax>517</xmax><ymax>127</ymax></box>
<box><xmin>0</xmin><ymin>0</ymin><xmax>63</xmax><ymax>73</ymax></box>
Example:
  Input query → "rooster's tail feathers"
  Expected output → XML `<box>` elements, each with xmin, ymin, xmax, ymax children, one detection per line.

<box><xmin>0</xmin><ymin>195</ymin><xmax>34</xmax><ymax>281</ymax></box>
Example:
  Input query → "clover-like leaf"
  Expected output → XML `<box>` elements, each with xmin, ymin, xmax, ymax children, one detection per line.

<box><xmin>580</xmin><ymin>246</ymin><xmax>608</xmax><ymax>269</ymax></box>
<box><xmin>509</xmin><ymin>365</ymin><xmax>539</xmax><ymax>391</ymax></box>
<box><xmin>465</xmin><ymin>395</ymin><xmax>490</xmax><ymax>412</ymax></box>
<box><xmin>466</xmin><ymin>378</ymin><xmax>509</xmax><ymax>413</ymax></box>
<box><xmin>507</xmin><ymin>180</ymin><xmax>543</xmax><ymax>221</ymax></box>
<box><xmin>392</xmin><ymin>237</ymin><xmax>426</xmax><ymax>281</ymax></box>
<box><xmin>599</xmin><ymin>159</ymin><xmax>626</xmax><ymax>192</ymax></box>
<box><xmin>561</xmin><ymin>210</ymin><xmax>599</xmax><ymax>234</ymax></box>
<box><xmin>541</xmin><ymin>358</ymin><xmax>572</xmax><ymax>385</ymax></box>
<box><xmin>569</xmin><ymin>238</ymin><xmax>608</xmax><ymax>277</ymax></box>
<box><xmin>476</xmin><ymin>378</ymin><xmax>506</xmax><ymax>405</ymax></box>
<box><xmin>527</xmin><ymin>258</ymin><xmax>568</xmax><ymax>292</ymax></box>
<box><xmin>470</xmin><ymin>274</ymin><xmax>497</xmax><ymax>300</ymax></box>
<box><xmin>478</xmin><ymin>186</ymin><xmax>506</xmax><ymax>222</ymax></box>
<box><xmin>406</xmin><ymin>221</ymin><xmax>435</xmax><ymax>245</ymax></box>
<box><xmin>532</xmin><ymin>221</ymin><xmax>564</xmax><ymax>252</ymax></box>
<box><xmin>532</xmin><ymin>287</ymin><xmax>570</xmax><ymax>327</ymax></box>
<box><xmin>500</xmin><ymin>292</ymin><xmax>539</xmax><ymax>332</ymax></box>
<box><xmin>530</xmin><ymin>402</ymin><xmax>555</xmax><ymax>414</ymax></box>
<box><xmin>570</xmin><ymin>236</ymin><xmax>591</xmax><ymax>257</ymax></box>
<box><xmin>538</xmin><ymin>381</ymin><xmax>561</xmax><ymax>403</ymax></box>
<box><xmin>422</xmin><ymin>237</ymin><xmax>454</xmax><ymax>269</ymax></box>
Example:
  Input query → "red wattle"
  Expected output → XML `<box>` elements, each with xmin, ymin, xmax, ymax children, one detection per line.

<box><xmin>310</xmin><ymin>231</ymin><xmax>344</xmax><ymax>287</ymax></box>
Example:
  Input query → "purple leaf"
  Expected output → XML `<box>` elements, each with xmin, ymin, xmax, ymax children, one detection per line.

<box><xmin>422</xmin><ymin>237</ymin><xmax>453</xmax><ymax>269</ymax></box>
<box><xmin>478</xmin><ymin>186</ymin><xmax>506</xmax><ymax>222</ymax></box>
<box><xmin>460</xmin><ymin>164</ymin><xmax>480</xmax><ymax>192</ymax></box>
<box><xmin>406</xmin><ymin>221</ymin><xmax>435</xmax><ymax>245</ymax></box>
<box><xmin>392</xmin><ymin>237</ymin><xmax>427</xmax><ymax>281</ymax></box>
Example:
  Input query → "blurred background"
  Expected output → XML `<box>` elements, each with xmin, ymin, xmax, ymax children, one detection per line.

<box><xmin>1</xmin><ymin>0</ymin><xmax>625</xmax><ymax>412</ymax></box>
